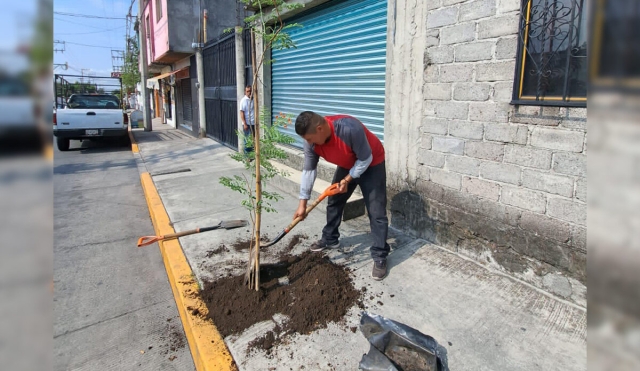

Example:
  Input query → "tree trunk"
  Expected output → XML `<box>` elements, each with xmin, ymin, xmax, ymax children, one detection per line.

<box><xmin>251</xmin><ymin>29</ymin><xmax>261</xmax><ymax>291</ymax></box>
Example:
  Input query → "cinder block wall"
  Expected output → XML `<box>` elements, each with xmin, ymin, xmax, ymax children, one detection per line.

<box><xmin>385</xmin><ymin>0</ymin><xmax>586</xmax><ymax>305</ymax></box>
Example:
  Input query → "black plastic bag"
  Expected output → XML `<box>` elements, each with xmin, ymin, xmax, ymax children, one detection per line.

<box><xmin>359</xmin><ymin>312</ymin><xmax>449</xmax><ymax>371</ymax></box>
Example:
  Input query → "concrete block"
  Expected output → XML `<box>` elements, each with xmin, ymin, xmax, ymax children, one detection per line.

<box><xmin>469</xmin><ymin>102</ymin><xmax>510</xmax><ymax>122</ymax></box>
<box><xmin>419</xmin><ymin>150</ymin><xmax>446</xmax><ymax>168</ymax></box>
<box><xmin>436</xmin><ymin>101</ymin><xmax>470</xmax><ymax>119</ymax></box>
<box><xmin>476</xmin><ymin>61</ymin><xmax>517</xmax><ymax>82</ymax></box>
<box><xmin>427</xmin><ymin>7</ymin><xmax>459</xmax><ymax>29</ymax></box>
<box><xmin>530</xmin><ymin>128</ymin><xmax>585</xmax><ymax>152</ymax></box>
<box><xmin>522</xmin><ymin>169</ymin><xmax>574</xmax><ymax>197</ymax></box>
<box><xmin>441</xmin><ymin>23</ymin><xmax>476</xmax><ymax>45</ymax></box>
<box><xmin>504</xmin><ymin>144</ymin><xmax>552</xmax><ymax>169</ymax></box>
<box><xmin>430</xmin><ymin>168</ymin><xmax>462</xmax><ymax>189</ymax></box>
<box><xmin>454</xmin><ymin>83</ymin><xmax>491</xmax><ymax>101</ymax></box>
<box><xmin>498</xmin><ymin>0</ymin><xmax>521</xmax><ymax>13</ymax></box>
<box><xmin>433</xmin><ymin>136</ymin><xmax>465</xmax><ymax>154</ymax></box>
<box><xmin>501</xmin><ymin>186</ymin><xmax>547</xmax><ymax>213</ymax></box>
<box><xmin>426</xmin><ymin>29</ymin><xmax>440</xmax><ymax>47</ymax></box>
<box><xmin>424</xmin><ymin>101</ymin><xmax>437</xmax><ymax>116</ymax></box>
<box><xmin>465</xmin><ymin>141</ymin><xmax>505</xmax><ymax>161</ymax></box>
<box><xmin>492</xmin><ymin>81</ymin><xmax>514</xmax><ymax>102</ymax></box>
<box><xmin>449</xmin><ymin>121</ymin><xmax>484</xmax><ymax>139</ymax></box>
<box><xmin>426</xmin><ymin>46</ymin><xmax>454</xmax><ymax>64</ymax></box>
<box><xmin>427</xmin><ymin>0</ymin><xmax>443</xmax><ymax>12</ymax></box>
<box><xmin>440</xmin><ymin>64</ymin><xmax>474</xmax><ymax>82</ymax></box>
<box><xmin>511</xmin><ymin>106</ymin><xmax>563</xmax><ymax>126</ymax></box>
<box><xmin>480</xmin><ymin>161</ymin><xmax>521</xmax><ymax>185</ymax></box>
<box><xmin>454</xmin><ymin>41</ymin><xmax>495</xmax><ymax>62</ymax></box>
<box><xmin>417</xmin><ymin>164</ymin><xmax>430</xmax><ymax>180</ymax></box>
<box><xmin>460</xmin><ymin>0</ymin><xmax>496</xmax><ymax>22</ymax></box>
<box><xmin>575</xmin><ymin>177</ymin><xmax>586</xmax><ymax>202</ymax></box>
<box><xmin>485</xmin><ymin>123</ymin><xmax>528</xmax><ymax>144</ymax></box>
<box><xmin>495</xmin><ymin>37</ymin><xmax>518</xmax><ymax>59</ymax></box>
<box><xmin>420</xmin><ymin>133</ymin><xmax>433</xmax><ymax>150</ymax></box>
<box><xmin>519</xmin><ymin>211</ymin><xmax>571</xmax><ymax>243</ymax></box>
<box><xmin>424</xmin><ymin>83</ymin><xmax>452</xmax><ymax>100</ymax></box>
<box><xmin>424</xmin><ymin>65</ymin><xmax>439</xmax><ymax>83</ymax></box>
<box><xmin>421</xmin><ymin>117</ymin><xmax>449</xmax><ymax>135</ymax></box>
<box><xmin>571</xmin><ymin>226</ymin><xmax>586</xmax><ymax>252</ymax></box>
<box><xmin>547</xmin><ymin>197</ymin><xmax>586</xmax><ymax>225</ymax></box>
<box><xmin>478</xmin><ymin>14</ymin><xmax>519</xmax><ymax>39</ymax></box>
<box><xmin>462</xmin><ymin>176</ymin><xmax>501</xmax><ymax>201</ymax></box>
<box><xmin>446</xmin><ymin>155</ymin><xmax>481</xmax><ymax>176</ymax></box>
<box><xmin>552</xmin><ymin>152</ymin><xmax>586</xmax><ymax>177</ymax></box>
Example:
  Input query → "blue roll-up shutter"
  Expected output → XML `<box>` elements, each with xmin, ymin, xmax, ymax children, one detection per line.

<box><xmin>271</xmin><ymin>0</ymin><xmax>387</xmax><ymax>147</ymax></box>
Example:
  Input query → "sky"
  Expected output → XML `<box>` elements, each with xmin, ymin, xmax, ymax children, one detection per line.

<box><xmin>53</xmin><ymin>0</ymin><xmax>137</xmax><ymax>81</ymax></box>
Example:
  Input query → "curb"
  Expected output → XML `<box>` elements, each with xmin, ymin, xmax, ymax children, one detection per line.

<box><xmin>129</xmin><ymin>126</ymin><xmax>238</xmax><ymax>371</ymax></box>
<box><xmin>128</xmin><ymin>124</ymin><xmax>139</xmax><ymax>153</ymax></box>
<box><xmin>139</xmin><ymin>172</ymin><xmax>238</xmax><ymax>371</ymax></box>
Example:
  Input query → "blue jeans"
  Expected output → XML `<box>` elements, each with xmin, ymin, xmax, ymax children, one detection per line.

<box><xmin>322</xmin><ymin>161</ymin><xmax>390</xmax><ymax>262</ymax></box>
<box><xmin>243</xmin><ymin>125</ymin><xmax>255</xmax><ymax>153</ymax></box>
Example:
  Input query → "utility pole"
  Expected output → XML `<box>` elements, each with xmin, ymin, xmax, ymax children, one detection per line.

<box><xmin>138</xmin><ymin>0</ymin><xmax>152</xmax><ymax>132</ymax></box>
<box><xmin>194</xmin><ymin>8</ymin><xmax>207</xmax><ymax>138</ymax></box>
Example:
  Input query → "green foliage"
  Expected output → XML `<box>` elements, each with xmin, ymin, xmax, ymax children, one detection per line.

<box><xmin>121</xmin><ymin>37</ymin><xmax>140</xmax><ymax>94</ymax></box>
<box><xmin>220</xmin><ymin>108</ymin><xmax>295</xmax><ymax>215</ymax></box>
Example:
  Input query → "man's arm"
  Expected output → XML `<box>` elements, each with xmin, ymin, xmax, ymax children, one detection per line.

<box><xmin>294</xmin><ymin>142</ymin><xmax>320</xmax><ymax>220</ymax></box>
<box><xmin>299</xmin><ymin>141</ymin><xmax>319</xmax><ymax>200</ymax></box>
<box><xmin>340</xmin><ymin>118</ymin><xmax>373</xmax><ymax>183</ymax></box>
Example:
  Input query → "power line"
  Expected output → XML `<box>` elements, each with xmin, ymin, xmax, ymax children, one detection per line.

<box><xmin>64</xmin><ymin>41</ymin><xmax>124</xmax><ymax>49</ymax></box>
<box><xmin>54</xmin><ymin>11</ymin><xmax>126</xmax><ymax>20</ymax></box>
<box><xmin>54</xmin><ymin>17</ymin><xmax>124</xmax><ymax>29</ymax></box>
<box><xmin>55</xmin><ymin>26</ymin><xmax>125</xmax><ymax>35</ymax></box>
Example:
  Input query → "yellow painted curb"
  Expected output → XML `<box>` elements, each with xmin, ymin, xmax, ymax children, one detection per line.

<box><xmin>128</xmin><ymin>124</ymin><xmax>139</xmax><ymax>153</ymax></box>
<box><xmin>140</xmin><ymin>172</ymin><xmax>238</xmax><ymax>371</ymax></box>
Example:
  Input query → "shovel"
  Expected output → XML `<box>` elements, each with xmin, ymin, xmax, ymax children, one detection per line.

<box><xmin>261</xmin><ymin>183</ymin><xmax>342</xmax><ymax>248</ymax></box>
<box><xmin>137</xmin><ymin>220</ymin><xmax>248</xmax><ymax>247</ymax></box>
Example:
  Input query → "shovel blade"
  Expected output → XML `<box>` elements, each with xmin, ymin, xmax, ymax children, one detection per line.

<box><xmin>220</xmin><ymin>220</ymin><xmax>248</xmax><ymax>229</ymax></box>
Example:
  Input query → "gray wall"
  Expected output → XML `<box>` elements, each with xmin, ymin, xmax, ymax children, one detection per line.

<box><xmin>385</xmin><ymin>0</ymin><xmax>586</xmax><ymax>306</ymax></box>
<box><xmin>168</xmin><ymin>0</ymin><xmax>239</xmax><ymax>53</ymax></box>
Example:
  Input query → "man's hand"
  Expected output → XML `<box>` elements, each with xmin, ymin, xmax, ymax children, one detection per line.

<box><xmin>338</xmin><ymin>175</ymin><xmax>353</xmax><ymax>194</ymax></box>
<box><xmin>293</xmin><ymin>199</ymin><xmax>308</xmax><ymax>220</ymax></box>
<box><xmin>243</xmin><ymin>123</ymin><xmax>249</xmax><ymax>131</ymax></box>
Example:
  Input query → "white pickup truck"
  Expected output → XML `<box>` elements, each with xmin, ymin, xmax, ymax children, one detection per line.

<box><xmin>53</xmin><ymin>94</ymin><xmax>128</xmax><ymax>151</ymax></box>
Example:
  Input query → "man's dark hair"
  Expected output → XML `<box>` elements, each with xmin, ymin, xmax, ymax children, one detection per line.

<box><xmin>295</xmin><ymin>111</ymin><xmax>324</xmax><ymax>136</ymax></box>
<box><xmin>245</xmin><ymin>85</ymin><xmax>252</xmax><ymax>90</ymax></box>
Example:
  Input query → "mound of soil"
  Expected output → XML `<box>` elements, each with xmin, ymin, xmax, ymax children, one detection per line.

<box><xmin>200</xmin><ymin>251</ymin><xmax>362</xmax><ymax>346</ymax></box>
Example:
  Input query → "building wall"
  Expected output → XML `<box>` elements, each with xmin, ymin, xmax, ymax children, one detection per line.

<box><xmin>385</xmin><ymin>0</ymin><xmax>587</xmax><ymax>305</ymax></box>
<box><xmin>151</xmin><ymin>0</ymin><xmax>169</xmax><ymax>60</ymax></box>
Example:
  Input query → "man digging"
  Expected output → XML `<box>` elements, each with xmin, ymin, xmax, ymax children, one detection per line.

<box><xmin>293</xmin><ymin>111</ymin><xmax>390</xmax><ymax>280</ymax></box>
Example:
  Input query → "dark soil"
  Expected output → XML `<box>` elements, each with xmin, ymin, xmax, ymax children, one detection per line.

<box><xmin>231</xmin><ymin>235</ymin><xmax>270</xmax><ymax>251</ymax></box>
<box><xmin>158</xmin><ymin>322</ymin><xmax>186</xmax><ymax>358</ymax></box>
<box><xmin>200</xmin><ymin>251</ymin><xmax>362</xmax><ymax>348</ymax></box>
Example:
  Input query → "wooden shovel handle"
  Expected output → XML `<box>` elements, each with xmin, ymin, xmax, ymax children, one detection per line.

<box><xmin>285</xmin><ymin>183</ymin><xmax>342</xmax><ymax>233</ymax></box>
<box><xmin>137</xmin><ymin>228</ymin><xmax>200</xmax><ymax>247</ymax></box>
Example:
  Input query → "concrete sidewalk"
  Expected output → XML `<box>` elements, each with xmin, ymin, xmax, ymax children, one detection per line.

<box><xmin>132</xmin><ymin>123</ymin><xmax>586</xmax><ymax>370</ymax></box>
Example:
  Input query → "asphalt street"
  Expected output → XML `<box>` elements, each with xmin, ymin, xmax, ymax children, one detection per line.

<box><xmin>53</xmin><ymin>137</ymin><xmax>195</xmax><ymax>371</ymax></box>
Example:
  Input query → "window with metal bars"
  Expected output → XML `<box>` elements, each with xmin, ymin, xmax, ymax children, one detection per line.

<box><xmin>512</xmin><ymin>0</ymin><xmax>587</xmax><ymax>107</ymax></box>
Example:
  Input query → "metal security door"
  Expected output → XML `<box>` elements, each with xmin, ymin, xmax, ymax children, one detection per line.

<box><xmin>271</xmin><ymin>0</ymin><xmax>388</xmax><ymax>147</ymax></box>
<box><xmin>203</xmin><ymin>34</ymin><xmax>238</xmax><ymax>150</ymax></box>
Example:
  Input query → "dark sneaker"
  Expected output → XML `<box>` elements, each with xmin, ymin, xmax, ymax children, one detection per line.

<box><xmin>309</xmin><ymin>239</ymin><xmax>340</xmax><ymax>252</ymax></box>
<box><xmin>372</xmin><ymin>260</ymin><xmax>388</xmax><ymax>281</ymax></box>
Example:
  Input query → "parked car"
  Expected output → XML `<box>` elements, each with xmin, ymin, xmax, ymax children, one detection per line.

<box><xmin>53</xmin><ymin>94</ymin><xmax>128</xmax><ymax>151</ymax></box>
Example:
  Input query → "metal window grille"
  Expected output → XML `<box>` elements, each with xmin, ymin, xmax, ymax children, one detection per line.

<box><xmin>512</xmin><ymin>0</ymin><xmax>587</xmax><ymax>107</ymax></box>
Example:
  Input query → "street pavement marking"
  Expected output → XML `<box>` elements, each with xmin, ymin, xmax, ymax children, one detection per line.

<box><xmin>140</xmin><ymin>172</ymin><xmax>238</xmax><ymax>371</ymax></box>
